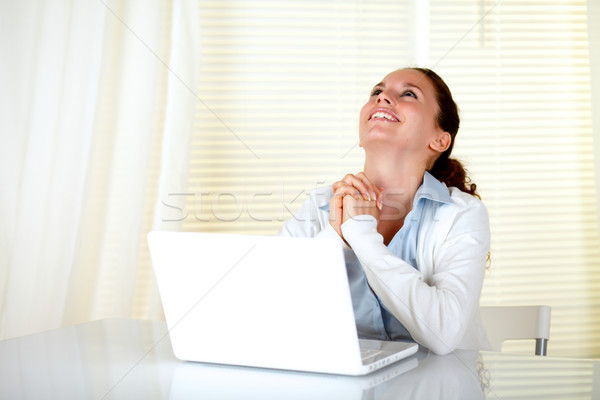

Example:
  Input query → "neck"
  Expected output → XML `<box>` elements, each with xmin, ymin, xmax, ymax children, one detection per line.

<box><xmin>363</xmin><ymin>154</ymin><xmax>425</xmax><ymax>194</ymax></box>
<box><xmin>363</xmin><ymin>153</ymin><xmax>426</xmax><ymax>222</ymax></box>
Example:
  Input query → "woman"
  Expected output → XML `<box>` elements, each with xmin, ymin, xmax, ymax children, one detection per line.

<box><xmin>279</xmin><ymin>68</ymin><xmax>490</xmax><ymax>355</ymax></box>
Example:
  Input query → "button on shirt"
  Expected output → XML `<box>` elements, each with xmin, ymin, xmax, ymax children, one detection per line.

<box><xmin>332</xmin><ymin>172</ymin><xmax>453</xmax><ymax>341</ymax></box>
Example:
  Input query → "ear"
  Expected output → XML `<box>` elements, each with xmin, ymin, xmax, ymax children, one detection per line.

<box><xmin>429</xmin><ymin>131</ymin><xmax>451</xmax><ymax>153</ymax></box>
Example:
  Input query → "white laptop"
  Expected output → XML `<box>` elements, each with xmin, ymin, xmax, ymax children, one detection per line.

<box><xmin>147</xmin><ymin>231</ymin><xmax>418</xmax><ymax>376</ymax></box>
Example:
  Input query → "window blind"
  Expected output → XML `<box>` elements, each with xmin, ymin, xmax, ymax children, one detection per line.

<box><xmin>182</xmin><ymin>0</ymin><xmax>413</xmax><ymax>234</ymax></box>
<box><xmin>428</xmin><ymin>0</ymin><xmax>599</xmax><ymax>357</ymax></box>
<box><xmin>178</xmin><ymin>0</ymin><xmax>599</xmax><ymax>357</ymax></box>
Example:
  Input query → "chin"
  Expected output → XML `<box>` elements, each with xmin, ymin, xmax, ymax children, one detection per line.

<box><xmin>360</xmin><ymin>130</ymin><xmax>393</xmax><ymax>145</ymax></box>
<box><xmin>360</xmin><ymin>139</ymin><xmax>395</xmax><ymax>154</ymax></box>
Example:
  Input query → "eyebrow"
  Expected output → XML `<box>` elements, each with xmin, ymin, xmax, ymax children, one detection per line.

<box><xmin>372</xmin><ymin>82</ymin><xmax>424</xmax><ymax>93</ymax></box>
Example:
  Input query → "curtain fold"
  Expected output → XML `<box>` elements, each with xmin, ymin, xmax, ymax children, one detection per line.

<box><xmin>0</xmin><ymin>0</ymin><xmax>108</xmax><ymax>339</ymax></box>
<box><xmin>144</xmin><ymin>0</ymin><xmax>202</xmax><ymax>321</ymax></box>
<box><xmin>153</xmin><ymin>0</ymin><xmax>201</xmax><ymax>233</ymax></box>
<box><xmin>0</xmin><ymin>0</ymin><xmax>191</xmax><ymax>339</ymax></box>
<box><xmin>63</xmin><ymin>0</ymin><xmax>167</xmax><ymax>327</ymax></box>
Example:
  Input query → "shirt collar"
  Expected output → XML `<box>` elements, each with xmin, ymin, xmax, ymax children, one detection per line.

<box><xmin>413</xmin><ymin>171</ymin><xmax>453</xmax><ymax>206</ymax></box>
<box><xmin>318</xmin><ymin>171</ymin><xmax>452</xmax><ymax>211</ymax></box>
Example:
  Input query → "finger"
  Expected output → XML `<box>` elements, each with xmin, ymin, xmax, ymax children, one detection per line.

<box><xmin>341</xmin><ymin>174</ymin><xmax>372</xmax><ymax>201</ymax></box>
<box><xmin>355</xmin><ymin>172</ymin><xmax>380</xmax><ymax>203</ymax></box>
<box><xmin>329</xmin><ymin>193</ymin><xmax>347</xmax><ymax>239</ymax></box>
<box><xmin>354</xmin><ymin>172</ymin><xmax>384</xmax><ymax>210</ymax></box>
<box><xmin>342</xmin><ymin>196</ymin><xmax>380</xmax><ymax>222</ymax></box>
<box><xmin>332</xmin><ymin>181</ymin><xmax>361</xmax><ymax>199</ymax></box>
<box><xmin>375</xmin><ymin>186</ymin><xmax>384</xmax><ymax>210</ymax></box>
<box><xmin>330</xmin><ymin>195</ymin><xmax>342</xmax><ymax>221</ymax></box>
<box><xmin>332</xmin><ymin>180</ymin><xmax>346</xmax><ymax>192</ymax></box>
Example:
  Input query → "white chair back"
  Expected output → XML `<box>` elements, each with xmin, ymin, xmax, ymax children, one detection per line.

<box><xmin>480</xmin><ymin>305</ymin><xmax>551</xmax><ymax>355</ymax></box>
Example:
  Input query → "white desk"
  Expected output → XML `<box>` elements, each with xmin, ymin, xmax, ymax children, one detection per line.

<box><xmin>0</xmin><ymin>319</ymin><xmax>598</xmax><ymax>399</ymax></box>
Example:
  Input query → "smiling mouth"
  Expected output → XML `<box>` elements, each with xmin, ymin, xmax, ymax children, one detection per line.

<box><xmin>369</xmin><ymin>109</ymin><xmax>400</xmax><ymax>122</ymax></box>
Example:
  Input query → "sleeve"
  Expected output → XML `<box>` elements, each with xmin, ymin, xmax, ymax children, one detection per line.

<box><xmin>341</xmin><ymin>201</ymin><xmax>490</xmax><ymax>355</ymax></box>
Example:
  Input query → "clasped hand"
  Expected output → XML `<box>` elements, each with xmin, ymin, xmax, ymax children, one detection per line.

<box><xmin>329</xmin><ymin>172</ymin><xmax>383</xmax><ymax>239</ymax></box>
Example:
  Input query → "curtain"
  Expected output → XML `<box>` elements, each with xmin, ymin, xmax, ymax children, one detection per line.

<box><xmin>0</xmin><ymin>0</ymin><xmax>109</xmax><ymax>338</ymax></box>
<box><xmin>589</xmin><ymin>0</ymin><xmax>600</xmax><ymax>230</ymax></box>
<box><xmin>0</xmin><ymin>0</ymin><xmax>199</xmax><ymax>339</ymax></box>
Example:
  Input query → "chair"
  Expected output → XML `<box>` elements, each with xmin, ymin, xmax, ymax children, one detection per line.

<box><xmin>480</xmin><ymin>305</ymin><xmax>551</xmax><ymax>356</ymax></box>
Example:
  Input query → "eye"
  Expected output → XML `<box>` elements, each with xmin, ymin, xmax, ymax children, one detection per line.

<box><xmin>402</xmin><ymin>90</ymin><xmax>417</xmax><ymax>99</ymax></box>
<box><xmin>370</xmin><ymin>88</ymin><xmax>383</xmax><ymax>97</ymax></box>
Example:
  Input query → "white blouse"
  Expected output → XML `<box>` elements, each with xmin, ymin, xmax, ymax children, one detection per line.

<box><xmin>279</xmin><ymin>173</ymin><xmax>491</xmax><ymax>355</ymax></box>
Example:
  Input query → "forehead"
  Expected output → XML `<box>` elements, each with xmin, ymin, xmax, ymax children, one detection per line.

<box><xmin>380</xmin><ymin>69</ymin><xmax>435</xmax><ymax>93</ymax></box>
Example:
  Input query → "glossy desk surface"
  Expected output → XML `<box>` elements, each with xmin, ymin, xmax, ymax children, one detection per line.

<box><xmin>0</xmin><ymin>318</ymin><xmax>598</xmax><ymax>399</ymax></box>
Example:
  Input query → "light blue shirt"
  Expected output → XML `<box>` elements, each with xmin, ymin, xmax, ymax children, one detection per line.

<box><xmin>324</xmin><ymin>172</ymin><xmax>453</xmax><ymax>341</ymax></box>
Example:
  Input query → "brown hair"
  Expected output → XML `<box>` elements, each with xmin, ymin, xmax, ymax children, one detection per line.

<box><xmin>409</xmin><ymin>67</ymin><xmax>479</xmax><ymax>198</ymax></box>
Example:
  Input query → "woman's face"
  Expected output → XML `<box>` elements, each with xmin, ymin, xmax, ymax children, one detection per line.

<box><xmin>358</xmin><ymin>69</ymin><xmax>447</xmax><ymax>160</ymax></box>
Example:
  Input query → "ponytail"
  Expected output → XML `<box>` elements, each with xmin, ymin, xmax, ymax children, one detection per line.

<box><xmin>430</xmin><ymin>156</ymin><xmax>479</xmax><ymax>198</ymax></box>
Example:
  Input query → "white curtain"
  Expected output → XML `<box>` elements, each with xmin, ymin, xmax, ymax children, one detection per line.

<box><xmin>0</xmin><ymin>0</ymin><xmax>199</xmax><ymax>339</ymax></box>
<box><xmin>590</xmin><ymin>0</ymin><xmax>600</xmax><ymax>228</ymax></box>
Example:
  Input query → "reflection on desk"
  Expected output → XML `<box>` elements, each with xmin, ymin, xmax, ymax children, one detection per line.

<box><xmin>170</xmin><ymin>354</ymin><xmax>418</xmax><ymax>399</ymax></box>
<box><xmin>0</xmin><ymin>319</ymin><xmax>598</xmax><ymax>399</ymax></box>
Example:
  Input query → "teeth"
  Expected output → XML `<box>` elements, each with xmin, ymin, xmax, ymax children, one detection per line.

<box><xmin>371</xmin><ymin>111</ymin><xmax>398</xmax><ymax>121</ymax></box>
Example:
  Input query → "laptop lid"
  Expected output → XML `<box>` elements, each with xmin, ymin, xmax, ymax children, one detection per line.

<box><xmin>148</xmin><ymin>231</ymin><xmax>417</xmax><ymax>375</ymax></box>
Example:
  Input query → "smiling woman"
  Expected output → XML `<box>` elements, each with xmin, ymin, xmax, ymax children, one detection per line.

<box><xmin>279</xmin><ymin>68</ymin><xmax>490</xmax><ymax>355</ymax></box>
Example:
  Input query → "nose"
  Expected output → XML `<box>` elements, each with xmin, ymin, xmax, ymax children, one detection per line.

<box><xmin>376</xmin><ymin>90</ymin><xmax>392</xmax><ymax>105</ymax></box>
